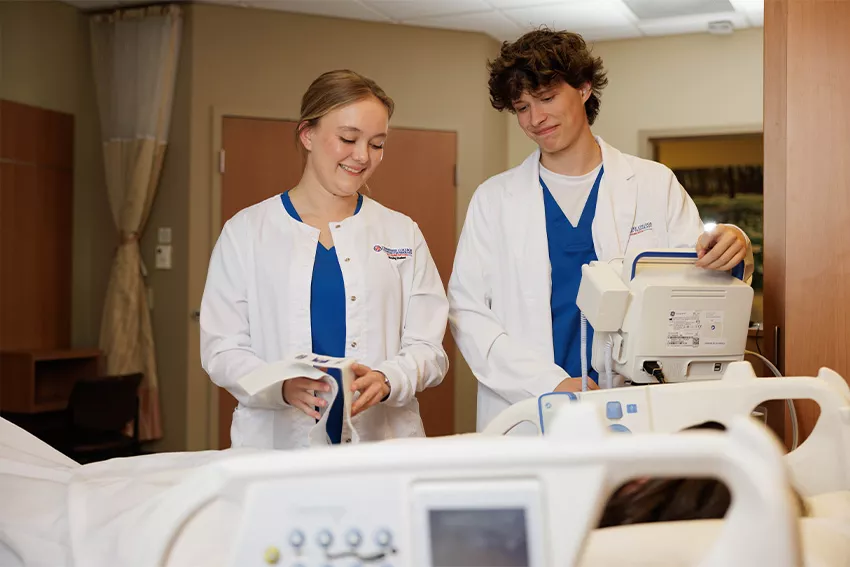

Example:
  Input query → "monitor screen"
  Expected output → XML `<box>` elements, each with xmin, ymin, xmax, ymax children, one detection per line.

<box><xmin>428</xmin><ymin>508</ymin><xmax>529</xmax><ymax>567</ymax></box>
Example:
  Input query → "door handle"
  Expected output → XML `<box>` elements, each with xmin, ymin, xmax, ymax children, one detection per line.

<box><xmin>773</xmin><ymin>325</ymin><xmax>781</xmax><ymax>371</ymax></box>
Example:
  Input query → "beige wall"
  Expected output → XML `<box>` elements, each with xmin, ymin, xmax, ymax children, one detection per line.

<box><xmin>143</xmin><ymin>11</ymin><xmax>194</xmax><ymax>453</ymax></box>
<box><xmin>0</xmin><ymin>1</ymin><xmax>111</xmax><ymax>350</ymax></box>
<box><xmin>173</xmin><ymin>4</ymin><xmax>506</xmax><ymax>448</ymax></box>
<box><xmin>507</xmin><ymin>28</ymin><xmax>765</xmax><ymax>167</ymax></box>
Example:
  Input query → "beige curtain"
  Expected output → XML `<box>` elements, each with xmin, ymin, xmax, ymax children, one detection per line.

<box><xmin>90</xmin><ymin>5</ymin><xmax>182</xmax><ymax>441</ymax></box>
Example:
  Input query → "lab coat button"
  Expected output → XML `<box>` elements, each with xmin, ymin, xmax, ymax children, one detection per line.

<box><xmin>350</xmin><ymin>341</ymin><xmax>357</xmax><ymax>348</ymax></box>
<box><xmin>335</xmin><ymin>224</ymin><xmax>341</xmax><ymax>229</ymax></box>
<box><xmin>350</xmin><ymin>295</ymin><xmax>357</xmax><ymax>301</ymax></box>
<box><xmin>344</xmin><ymin>257</ymin><xmax>351</xmax><ymax>262</ymax></box>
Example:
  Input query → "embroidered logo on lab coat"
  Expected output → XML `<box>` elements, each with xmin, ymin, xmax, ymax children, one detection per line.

<box><xmin>630</xmin><ymin>222</ymin><xmax>653</xmax><ymax>236</ymax></box>
<box><xmin>373</xmin><ymin>244</ymin><xmax>413</xmax><ymax>260</ymax></box>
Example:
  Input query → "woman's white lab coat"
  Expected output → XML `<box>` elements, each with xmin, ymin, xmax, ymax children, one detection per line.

<box><xmin>447</xmin><ymin>137</ymin><xmax>753</xmax><ymax>431</ymax></box>
<box><xmin>200</xmin><ymin>194</ymin><xmax>449</xmax><ymax>450</ymax></box>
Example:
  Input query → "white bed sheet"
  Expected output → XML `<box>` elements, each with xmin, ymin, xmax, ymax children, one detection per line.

<box><xmin>0</xmin><ymin>417</ymin><xmax>256</xmax><ymax>567</ymax></box>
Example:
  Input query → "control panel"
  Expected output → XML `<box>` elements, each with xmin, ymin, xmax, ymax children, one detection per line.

<box><xmin>228</xmin><ymin>472</ymin><xmax>546</xmax><ymax>567</ymax></box>
<box><xmin>538</xmin><ymin>389</ymin><xmax>653</xmax><ymax>434</ymax></box>
<box><xmin>230</xmin><ymin>475</ymin><xmax>405</xmax><ymax>566</ymax></box>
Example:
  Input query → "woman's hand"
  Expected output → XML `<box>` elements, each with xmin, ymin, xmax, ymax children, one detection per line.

<box><xmin>695</xmin><ymin>225</ymin><xmax>747</xmax><ymax>272</ymax></box>
<box><xmin>282</xmin><ymin>378</ymin><xmax>330</xmax><ymax>419</ymax></box>
<box><xmin>350</xmin><ymin>363</ymin><xmax>390</xmax><ymax>417</ymax></box>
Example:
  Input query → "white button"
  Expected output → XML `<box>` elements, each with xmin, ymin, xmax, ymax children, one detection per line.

<box><xmin>289</xmin><ymin>530</ymin><xmax>305</xmax><ymax>548</ymax></box>
<box><xmin>317</xmin><ymin>529</ymin><xmax>333</xmax><ymax>548</ymax></box>
<box><xmin>346</xmin><ymin>529</ymin><xmax>362</xmax><ymax>546</ymax></box>
<box><xmin>375</xmin><ymin>529</ymin><xmax>392</xmax><ymax>547</ymax></box>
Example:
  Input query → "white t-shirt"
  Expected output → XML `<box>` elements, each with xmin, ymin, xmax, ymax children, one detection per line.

<box><xmin>539</xmin><ymin>162</ymin><xmax>603</xmax><ymax>227</ymax></box>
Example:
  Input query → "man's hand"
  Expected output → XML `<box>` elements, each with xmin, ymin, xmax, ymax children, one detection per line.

<box><xmin>554</xmin><ymin>377</ymin><xmax>599</xmax><ymax>392</ymax></box>
<box><xmin>350</xmin><ymin>363</ymin><xmax>390</xmax><ymax>417</ymax></box>
<box><xmin>695</xmin><ymin>225</ymin><xmax>747</xmax><ymax>272</ymax></box>
<box><xmin>282</xmin><ymin>377</ymin><xmax>330</xmax><ymax>419</ymax></box>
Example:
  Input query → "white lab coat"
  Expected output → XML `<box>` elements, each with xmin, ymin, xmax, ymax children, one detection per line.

<box><xmin>448</xmin><ymin>137</ymin><xmax>753</xmax><ymax>431</ymax></box>
<box><xmin>200</xmin><ymin>194</ymin><xmax>449</xmax><ymax>450</ymax></box>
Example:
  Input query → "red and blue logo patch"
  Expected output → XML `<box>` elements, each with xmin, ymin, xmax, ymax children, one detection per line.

<box><xmin>373</xmin><ymin>244</ymin><xmax>413</xmax><ymax>260</ymax></box>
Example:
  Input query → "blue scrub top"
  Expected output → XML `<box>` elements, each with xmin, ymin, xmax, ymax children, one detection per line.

<box><xmin>281</xmin><ymin>191</ymin><xmax>363</xmax><ymax>444</ymax></box>
<box><xmin>541</xmin><ymin>167</ymin><xmax>604</xmax><ymax>383</ymax></box>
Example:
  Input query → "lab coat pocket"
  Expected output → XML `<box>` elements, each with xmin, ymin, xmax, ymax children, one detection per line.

<box><xmin>625</xmin><ymin>227</ymin><xmax>661</xmax><ymax>253</ymax></box>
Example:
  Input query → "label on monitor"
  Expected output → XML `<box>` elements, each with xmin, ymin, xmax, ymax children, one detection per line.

<box><xmin>666</xmin><ymin>310</ymin><xmax>726</xmax><ymax>348</ymax></box>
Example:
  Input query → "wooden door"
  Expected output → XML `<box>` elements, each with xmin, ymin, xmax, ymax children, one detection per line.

<box><xmin>764</xmin><ymin>0</ymin><xmax>850</xmax><ymax>445</ymax></box>
<box><xmin>217</xmin><ymin>117</ymin><xmax>457</xmax><ymax>448</ymax></box>
<box><xmin>364</xmin><ymin>129</ymin><xmax>457</xmax><ymax>438</ymax></box>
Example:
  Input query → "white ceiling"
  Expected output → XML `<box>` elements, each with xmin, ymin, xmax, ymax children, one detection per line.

<box><xmin>61</xmin><ymin>0</ymin><xmax>764</xmax><ymax>42</ymax></box>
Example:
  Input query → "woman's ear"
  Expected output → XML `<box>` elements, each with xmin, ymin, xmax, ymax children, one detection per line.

<box><xmin>298</xmin><ymin>122</ymin><xmax>313</xmax><ymax>151</ymax></box>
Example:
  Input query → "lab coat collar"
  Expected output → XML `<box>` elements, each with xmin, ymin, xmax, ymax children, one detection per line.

<box><xmin>507</xmin><ymin>135</ymin><xmax>637</xmax><ymax>261</ymax></box>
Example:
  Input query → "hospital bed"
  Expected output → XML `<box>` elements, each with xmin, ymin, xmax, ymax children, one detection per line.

<box><xmin>482</xmin><ymin>360</ymin><xmax>850</xmax><ymax>498</ymax></box>
<box><xmin>110</xmin><ymin>405</ymin><xmax>806</xmax><ymax>566</ymax></box>
<box><xmin>2</xmin><ymin>402</ymin><xmax>849</xmax><ymax>567</ymax></box>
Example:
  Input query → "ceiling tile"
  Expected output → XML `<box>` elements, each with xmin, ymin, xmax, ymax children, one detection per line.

<box><xmin>363</xmin><ymin>0</ymin><xmax>492</xmax><ymax>21</ymax></box>
<box><xmin>503</xmin><ymin>1</ymin><xmax>635</xmax><ymax>31</ymax></box>
<box><xmin>637</xmin><ymin>11</ymin><xmax>749</xmax><ymax>36</ymax></box>
<box><xmin>407</xmin><ymin>10</ymin><xmax>524</xmax><ymax>42</ymax></box>
<box><xmin>247</xmin><ymin>0</ymin><xmax>390</xmax><ymax>22</ymax></box>
<box><xmin>622</xmin><ymin>0</ymin><xmax>736</xmax><ymax>20</ymax></box>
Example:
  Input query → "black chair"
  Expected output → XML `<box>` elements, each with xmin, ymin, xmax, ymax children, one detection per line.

<box><xmin>54</xmin><ymin>372</ymin><xmax>144</xmax><ymax>463</ymax></box>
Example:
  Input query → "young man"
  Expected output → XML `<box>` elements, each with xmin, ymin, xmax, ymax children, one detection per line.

<box><xmin>448</xmin><ymin>29</ymin><xmax>753</xmax><ymax>431</ymax></box>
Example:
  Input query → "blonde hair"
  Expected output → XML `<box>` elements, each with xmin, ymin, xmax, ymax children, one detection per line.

<box><xmin>296</xmin><ymin>69</ymin><xmax>394</xmax><ymax>148</ymax></box>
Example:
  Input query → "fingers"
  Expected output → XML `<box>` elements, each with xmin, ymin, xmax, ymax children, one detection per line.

<box><xmin>695</xmin><ymin>229</ymin><xmax>742</xmax><ymax>270</ymax></box>
<box><xmin>709</xmin><ymin>243</ymin><xmax>745</xmax><ymax>271</ymax></box>
<box><xmin>350</xmin><ymin>382</ymin><xmax>383</xmax><ymax>417</ymax></box>
<box><xmin>586</xmin><ymin>379</ymin><xmax>600</xmax><ymax>390</ymax></box>
<box><xmin>702</xmin><ymin>233</ymin><xmax>744</xmax><ymax>271</ymax></box>
<box><xmin>292</xmin><ymin>377</ymin><xmax>330</xmax><ymax>393</ymax></box>
<box><xmin>284</xmin><ymin>377</ymin><xmax>330</xmax><ymax>419</ymax></box>
<box><xmin>351</xmin><ymin>371</ymin><xmax>381</xmax><ymax>393</ymax></box>
<box><xmin>291</xmin><ymin>394</ymin><xmax>322</xmax><ymax>419</ymax></box>
<box><xmin>695</xmin><ymin>231</ymin><xmax>716</xmax><ymax>258</ymax></box>
<box><xmin>351</xmin><ymin>363</ymin><xmax>372</xmax><ymax>377</ymax></box>
<box><xmin>694</xmin><ymin>230</ymin><xmax>728</xmax><ymax>267</ymax></box>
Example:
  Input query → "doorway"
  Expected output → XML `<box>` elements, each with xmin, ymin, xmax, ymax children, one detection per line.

<box><xmin>216</xmin><ymin>116</ymin><xmax>457</xmax><ymax>448</ymax></box>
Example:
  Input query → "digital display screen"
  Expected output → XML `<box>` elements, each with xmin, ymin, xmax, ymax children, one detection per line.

<box><xmin>428</xmin><ymin>508</ymin><xmax>529</xmax><ymax>567</ymax></box>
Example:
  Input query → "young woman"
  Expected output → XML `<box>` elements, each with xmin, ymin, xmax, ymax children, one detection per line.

<box><xmin>200</xmin><ymin>70</ymin><xmax>449</xmax><ymax>449</ymax></box>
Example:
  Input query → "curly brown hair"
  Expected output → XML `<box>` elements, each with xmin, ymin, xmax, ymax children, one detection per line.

<box><xmin>487</xmin><ymin>28</ymin><xmax>608</xmax><ymax>125</ymax></box>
